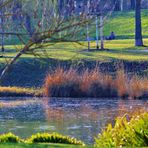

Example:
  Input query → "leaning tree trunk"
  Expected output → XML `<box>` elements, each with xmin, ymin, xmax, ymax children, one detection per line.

<box><xmin>135</xmin><ymin>0</ymin><xmax>143</xmax><ymax>46</ymax></box>
<box><xmin>1</xmin><ymin>0</ymin><xmax>5</xmax><ymax>52</ymax></box>
<box><xmin>0</xmin><ymin>41</ymin><xmax>33</xmax><ymax>81</ymax></box>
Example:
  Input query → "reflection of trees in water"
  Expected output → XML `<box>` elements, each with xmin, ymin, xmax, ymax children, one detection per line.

<box><xmin>0</xmin><ymin>97</ymin><xmax>147</xmax><ymax>144</ymax></box>
<box><xmin>42</xmin><ymin>97</ymin><xmax>64</xmax><ymax>131</ymax></box>
<box><xmin>44</xmin><ymin>98</ymin><xmax>147</xmax><ymax>120</ymax></box>
<box><xmin>42</xmin><ymin>98</ymin><xmax>128</xmax><ymax>143</ymax></box>
<box><xmin>0</xmin><ymin>99</ymin><xmax>41</xmax><ymax>108</ymax></box>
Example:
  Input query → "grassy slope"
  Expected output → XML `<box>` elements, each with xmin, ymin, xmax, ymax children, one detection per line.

<box><xmin>90</xmin><ymin>10</ymin><xmax>148</xmax><ymax>39</ymax></box>
<box><xmin>0</xmin><ymin>11</ymin><xmax>148</xmax><ymax>89</ymax></box>
<box><xmin>0</xmin><ymin>38</ymin><xmax>148</xmax><ymax>88</ymax></box>
<box><xmin>4</xmin><ymin>10</ymin><xmax>148</xmax><ymax>45</ymax></box>
<box><xmin>0</xmin><ymin>10</ymin><xmax>148</xmax><ymax>62</ymax></box>
<box><xmin>0</xmin><ymin>143</ymin><xmax>90</xmax><ymax>148</ymax></box>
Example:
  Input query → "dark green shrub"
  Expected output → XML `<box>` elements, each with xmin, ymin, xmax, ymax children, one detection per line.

<box><xmin>95</xmin><ymin>113</ymin><xmax>148</xmax><ymax>147</ymax></box>
<box><xmin>26</xmin><ymin>133</ymin><xmax>85</xmax><ymax>146</ymax></box>
<box><xmin>0</xmin><ymin>133</ymin><xmax>21</xmax><ymax>143</ymax></box>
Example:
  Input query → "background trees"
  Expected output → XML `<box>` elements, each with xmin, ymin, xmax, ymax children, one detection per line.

<box><xmin>0</xmin><ymin>0</ymin><xmax>90</xmax><ymax>80</ymax></box>
<box><xmin>0</xmin><ymin>0</ymin><xmax>147</xmax><ymax>80</ymax></box>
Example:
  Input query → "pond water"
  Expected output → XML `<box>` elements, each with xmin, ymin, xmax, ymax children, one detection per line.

<box><xmin>0</xmin><ymin>97</ymin><xmax>147</xmax><ymax>144</ymax></box>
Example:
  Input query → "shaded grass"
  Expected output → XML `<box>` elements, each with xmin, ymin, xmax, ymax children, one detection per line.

<box><xmin>44</xmin><ymin>67</ymin><xmax>148</xmax><ymax>99</ymax></box>
<box><xmin>0</xmin><ymin>59</ymin><xmax>147</xmax><ymax>88</ymax></box>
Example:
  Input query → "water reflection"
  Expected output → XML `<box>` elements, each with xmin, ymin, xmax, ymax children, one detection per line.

<box><xmin>0</xmin><ymin>97</ymin><xmax>147</xmax><ymax>144</ymax></box>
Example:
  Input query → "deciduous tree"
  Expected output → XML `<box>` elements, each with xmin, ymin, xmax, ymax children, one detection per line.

<box><xmin>135</xmin><ymin>0</ymin><xmax>143</xmax><ymax>46</ymax></box>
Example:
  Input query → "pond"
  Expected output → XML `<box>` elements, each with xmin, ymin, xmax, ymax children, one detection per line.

<box><xmin>0</xmin><ymin>97</ymin><xmax>147</xmax><ymax>144</ymax></box>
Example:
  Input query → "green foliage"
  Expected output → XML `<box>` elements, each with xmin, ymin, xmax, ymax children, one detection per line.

<box><xmin>0</xmin><ymin>133</ymin><xmax>21</xmax><ymax>143</ymax></box>
<box><xmin>0</xmin><ymin>133</ymin><xmax>85</xmax><ymax>146</ymax></box>
<box><xmin>95</xmin><ymin>113</ymin><xmax>148</xmax><ymax>147</ymax></box>
<box><xmin>26</xmin><ymin>133</ymin><xmax>85</xmax><ymax>146</ymax></box>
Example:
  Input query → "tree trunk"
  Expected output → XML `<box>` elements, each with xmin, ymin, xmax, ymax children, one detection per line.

<box><xmin>86</xmin><ymin>23</ymin><xmax>90</xmax><ymax>50</ymax></box>
<box><xmin>131</xmin><ymin>0</ymin><xmax>135</xmax><ymax>10</ymax></box>
<box><xmin>96</xmin><ymin>15</ymin><xmax>99</xmax><ymax>50</ymax></box>
<box><xmin>135</xmin><ymin>0</ymin><xmax>143</xmax><ymax>46</ymax></box>
<box><xmin>120</xmin><ymin>0</ymin><xmax>124</xmax><ymax>11</ymax></box>
<box><xmin>114</xmin><ymin>0</ymin><xmax>121</xmax><ymax>11</ymax></box>
<box><xmin>1</xmin><ymin>0</ymin><xmax>5</xmax><ymax>52</ymax></box>
<box><xmin>0</xmin><ymin>41</ymin><xmax>33</xmax><ymax>81</ymax></box>
<box><xmin>100</xmin><ymin>15</ymin><xmax>104</xmax><ymax>50</ymax></box>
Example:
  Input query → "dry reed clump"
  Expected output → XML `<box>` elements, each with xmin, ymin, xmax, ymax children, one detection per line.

<box><xmin>115</xmin><ymin>70</ymin><xmax>128</xmax><ymax>97</ymax></box>
<box><xmin>44</xmin><ymin>68</ymin><xmax>80</xmax><ymax>97</ymax></box>
<box><xmin>44</xmin><ymin>68</ymin><xmax>148</xmax><ymax>98</ymax></box>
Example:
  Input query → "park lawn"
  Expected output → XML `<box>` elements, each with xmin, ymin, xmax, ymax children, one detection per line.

<box><xmin>4</xmin><ymin>10</ymin><xmax>148</xmax><ymax>45</ymax></box>
<box><xmin>0</xmin><ymin>143</ymin><xmax>90</xmax><ymax>148</ymax></box>
<box><xmin>90</xmin><ymin>10</ymin><xmax>148</xmax><ymax>39</ymax></box>
<box><xmin>1</xmin><ymin>38</ymin><xmax>148</xmax><ymax>63</ymax></box>
<box><xmin>0</xmin><ymin>38</ymin><xmax>147</xmax><ymax>89</ymax></box>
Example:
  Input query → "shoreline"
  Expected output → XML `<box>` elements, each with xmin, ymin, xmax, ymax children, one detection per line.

<box><xmin>0</xmin><ymin>87</ymin><xmax>147</xmax><ymax>99</ymax></box>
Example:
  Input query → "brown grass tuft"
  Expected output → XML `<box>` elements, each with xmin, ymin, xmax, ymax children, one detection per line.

<box><xmin>115</xmin><ymin>70</ymin><xmax>128</xmax><ymax>97</ymax></box>
<box><xmin>44</xmin><ymin>67</ymin><xmax>148</xmax><ymax>99</ymax></box>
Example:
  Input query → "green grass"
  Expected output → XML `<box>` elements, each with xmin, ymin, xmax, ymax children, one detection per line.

<box><xmin>0</xmin><ymin>38</ymin><xmax>148</xmax><ymax>88</ymax></box>
<box><xmin>4</xmin><ymin>10</ymin><xmax>148</xmax><ymax>45</ymax></box>
<box><xmin>26</xmin><ymin>133</ymin><xmax>85</xmax><ymax>146</ymax></box>
<box><xmin>0</xmin><ymin>10</ymin><xmax>148</xmax><ymax>63</ymax></box>
<box><xmin>95</xmin><ymin>112</ymin><xmax>148</xmax><ymax>147</ymax></box>
<box><xmin>0</xmin><ymin>11</ymin><xmax>147</xmax><ymax>88</ymax></box>
<box><xmin>0</xmin><ymin>86</ymin><xmax>42</xmax><ymax>97</ymax></box>
<box><xmin>90</xmin><ymin>10</ymin><xmax>148</xmax><ymax>39</ymax></box>
<box><xmin>0</xmin><ymin>133</ymin><xmax>85</xmax><ymax>148</ymax></box>
<box><xmin>0</xmin><ymin>143</ymin><xmax>88</xmax><ymax>148</ymax></box>
<box><xmin>1</xmin><ymin>38</ymin><xmax>148</xmax><ymax>63</ymax></box>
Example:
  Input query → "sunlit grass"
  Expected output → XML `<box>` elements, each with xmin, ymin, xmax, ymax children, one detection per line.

<box><xmin>0</xmin><ymin>38</ymin><xmax>148</xmax><ymax>62</ymax></box>
<box><xmin>0</xmin><ymin>86</ymin><xmax>42</xmax><ymax>97</ymax></box>
<box><xmin>0</xmin><ymin>133</ymin><xmax>85</xmax><ymax>146</ymax></box>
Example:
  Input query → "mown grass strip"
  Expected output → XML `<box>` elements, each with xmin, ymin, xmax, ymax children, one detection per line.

<box><xmin>0</xmin><ymin>86</ymin><xmax>42</xmax><ymax>97</ymax></box>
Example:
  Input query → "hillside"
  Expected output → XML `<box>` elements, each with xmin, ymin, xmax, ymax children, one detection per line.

<box><xmin>0</xmin><ymin>11</ymin><xmax>148</xmax><ymax>88</ymax></box>
<box><xmin>4</xmin><ymin>10</ymin><xmax>148</xmax><ymax>45</ymax></box>
<box><xmin>89</xmin><ymin>10</ymin><xmax>148</xmax><ymax>39</ymax></box>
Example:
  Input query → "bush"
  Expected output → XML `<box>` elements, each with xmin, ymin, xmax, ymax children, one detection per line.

<box><xmin>0</xmin><ymin>133</ymin><xmax>85</xmax><ymax>146</ymax></box>
<box><xmin>0</xmin><ymin>133</ymin><xmax>21</xmax><ymax>143</ymax></box>
<box><xmin>26</xmin><ymin>133</ymin><xmax>85</xmax><ymax>146</ymax></box>
<box><xmin>95</xmin><ymin>112</ymin><xmax>148</xmax><ymax>147</ymax></box>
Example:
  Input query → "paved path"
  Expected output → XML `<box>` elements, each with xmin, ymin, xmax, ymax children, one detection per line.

<box><xmin>128</xmin><ymin>49</ymin><xmax>148</xmax><ymax>53</ymax></box>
